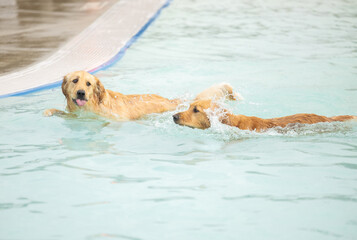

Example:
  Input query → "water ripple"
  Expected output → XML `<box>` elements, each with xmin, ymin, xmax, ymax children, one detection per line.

<box><xmin>223</xmin><ymin>194</ymin><xmax>357</xmax><ymax>203</ymax></box>
<box><xmin>0</xmin><ymin>200</ymin><xmax>44</xmax><ymax>211</ymax></box>
<box><xmin>84</xmin><ymin>173</ymin><xmax>160</xmax><ymax>184</ymax></box>
<box><xmin>86</xmin><ymin>233</ymin><xmax>142</xmax><ymax>240</ymax></box>
<box><xmin>335</xmin><ymin>163</ymin><xmax>357</xmax><ymax>170</ymax></box>
<box><xmin>143</xmin><ymin>196</ymin><xmax>195</xmax><ymax>202</ymax></box>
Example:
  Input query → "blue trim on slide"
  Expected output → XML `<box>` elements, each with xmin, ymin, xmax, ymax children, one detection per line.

<box><xmin>89</xmin><ymin>0</ymin><xmax>172</xmax><ymax>74</ymax></box>
<box><xmin>0</xmin><ymin>0</ymin><xmax>172</xmax><ymax>99</ymax></box>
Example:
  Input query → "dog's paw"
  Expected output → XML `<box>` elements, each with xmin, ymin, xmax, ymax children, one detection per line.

<box><xmin>43</xmin><ymin>109</ymin><xmax>57</xmax><ymax>117</ymax></box>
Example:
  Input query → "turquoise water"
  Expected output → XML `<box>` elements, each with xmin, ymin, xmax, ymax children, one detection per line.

<box><xmin>1</xmin><ymin>0</ymin><xmax>357</xmax><ymax>239</ymax></box>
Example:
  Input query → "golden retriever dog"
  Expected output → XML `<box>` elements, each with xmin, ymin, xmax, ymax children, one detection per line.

<box><xmin>173</xmin><ymin>99</ymin><xmax>357</xmax><ymax>131</ymax></box>
<box><xmin>44</xmin><ymin>71</ymin><xmax>240</xmax><ymax>120</ymax></box>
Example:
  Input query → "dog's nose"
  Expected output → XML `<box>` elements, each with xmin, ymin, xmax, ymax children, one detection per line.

<box><xmin>173</xmin><ymin>113</ymin><xmax>180</xmax><ymax>123</ymax></box>
<box><xmin>77</xmin><ymin>90</ymin><xmax>85</xmax><ymax>99</ymax></box>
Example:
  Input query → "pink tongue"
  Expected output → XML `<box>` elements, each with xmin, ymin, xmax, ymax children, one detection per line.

<box><xmin>76</xmin><ymin>99</ymin><xmax>87</xmax><ymax>106</ymax></box>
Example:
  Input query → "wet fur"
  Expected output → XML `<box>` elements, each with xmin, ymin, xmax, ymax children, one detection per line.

<box><xmin>45</xmin><ymin>71</ymin><xmax>181</xmax><ymax>120</ymax></box>
<box><xmin>44</xmin><ymin>71</ymin><xmax>239</xmax><ymax>120</ymax></box>
<box><xmin>173</xmin><ymin>100</ymin><xmax>357</xmax><ymax>131</ymax></box>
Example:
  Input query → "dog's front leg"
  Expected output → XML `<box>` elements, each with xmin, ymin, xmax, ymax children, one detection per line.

<box><xmin>43</xmin><ymin>108</ymin><xmax>74</xmax><ymax>117</ymax></box>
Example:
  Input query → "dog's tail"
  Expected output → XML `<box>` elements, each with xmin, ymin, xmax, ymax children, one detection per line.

<box><xmin>195</xmin><ymin>83</ymin><xmax>243</xmax><ymax>101</ymax></box>
<box><xmin>220</xmin><ymin>83</ymin><xmax>244</xmax><ymax>101</ymax></box>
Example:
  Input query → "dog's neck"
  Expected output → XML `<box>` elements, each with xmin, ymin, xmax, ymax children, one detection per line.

<box><xmin>220</xmin><ymin>113</ymin><xmax>275</xmax><ymax>131</ymax></box>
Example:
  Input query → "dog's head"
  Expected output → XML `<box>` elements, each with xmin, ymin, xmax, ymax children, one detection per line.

<box><xmin>173</xmin><ymin>100</ymin><xmax>221</xmax><ymax>129</ymax></box>
<box><xmin>61</xmin><ymin>71</ymin><xmax>105</xmax><ymax>110</ymax></box>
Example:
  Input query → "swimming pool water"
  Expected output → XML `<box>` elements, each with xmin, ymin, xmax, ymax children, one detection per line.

<box><xmin>1</xmin><ymin>0</ymin><xmax>357</xmax><ymax>239</ymax></box>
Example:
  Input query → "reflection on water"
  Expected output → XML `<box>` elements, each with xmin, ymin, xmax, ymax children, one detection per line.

<box><xmin>1</xmin><ymin>0</ymin><xmax>357</xmax><ymax>239</ymax></box>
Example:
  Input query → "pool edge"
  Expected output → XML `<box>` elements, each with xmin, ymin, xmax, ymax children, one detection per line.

<box><xmin>0</xmin><ymin>0</ymin><xmax>173</xmax><ymax>99</ymax></box>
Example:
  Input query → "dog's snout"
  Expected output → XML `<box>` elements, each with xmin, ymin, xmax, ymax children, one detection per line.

<box><xmin>173</xmin><ymin>113</ymin><xmax>180</xmax><ymax>123</ymax></box>
<box><xmin>77</xmin><ymin>90</ymin><xmax>85</xmax><ymax>99</ymax></box>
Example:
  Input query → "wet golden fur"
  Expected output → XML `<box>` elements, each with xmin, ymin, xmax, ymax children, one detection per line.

<box><xmin>44</xmin><ymin>71</ymin><xmax>181</xmax><ymax>120</ymax></box>
<box><xmin>173</xmin><ymin>100</ymin><xmax>357</xmax><ymax>131</ymax></box>
<box><xmin>44</xmin><ymin>71</ymin><xmax>240</xmax><ymax>120</ymax></box>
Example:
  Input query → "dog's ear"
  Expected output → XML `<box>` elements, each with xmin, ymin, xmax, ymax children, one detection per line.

<box><xmin>94</xmin><ymin>76</ymin><xmax>105</xmax><ymax>103</ymax></box>
<box><xmin>61</xmin><ymin>74</ymin><xmax>69</xmax><ymax>98</ymax></box>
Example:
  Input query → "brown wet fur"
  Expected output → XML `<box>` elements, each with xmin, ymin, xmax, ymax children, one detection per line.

<box><xmin>173</xmin><ymin>100</ymin><xmax>357</xmax><ymax>131</ymax></box>
<box><xmin>46</xmin><ymin>71</ymin><xmax>181</xmax><ymax>120</ymax></box>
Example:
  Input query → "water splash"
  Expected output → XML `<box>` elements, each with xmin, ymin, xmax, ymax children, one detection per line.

<box><xmin>148</xmin><ymin>98</ymin><xmax>357</xmax><ymax>141</ymax></box>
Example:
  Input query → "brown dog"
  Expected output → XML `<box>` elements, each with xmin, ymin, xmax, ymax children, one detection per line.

<box><xmin>173</xmin><ymin>99</ymin><xmax>357</xmax><ymax>131</ymax></box>
<box><xmin>44</xmin><ymin>71</ymin><xmax>240</xmax><ymax>120</ymax></box>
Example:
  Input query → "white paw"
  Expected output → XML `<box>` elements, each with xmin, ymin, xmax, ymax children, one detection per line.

<box><xmin>43</xmin><ymin>109</ymin><xmax>55</xmax><ymax>117</ymax></box>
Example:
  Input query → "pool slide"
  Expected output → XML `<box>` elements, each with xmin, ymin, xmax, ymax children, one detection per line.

<box><xmin>0</xmin><ymin>0</ymin><xmax>171</xmax><ymax>98</ymax></box>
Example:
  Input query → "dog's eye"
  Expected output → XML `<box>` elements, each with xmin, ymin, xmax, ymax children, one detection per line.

<box><xmin>86</xmin><ymin>82</ymin><xmax>91</xmax><ymax>86</ymax></box>
<box><xmin>193</xmin><ymin>107</ymin><xmax>199</xmax><ymax>113</ymax></box>
<box><xmin>72</xmin><ymin>78</ymin><xmax>78</xmax><ymax>83</ymax></box>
